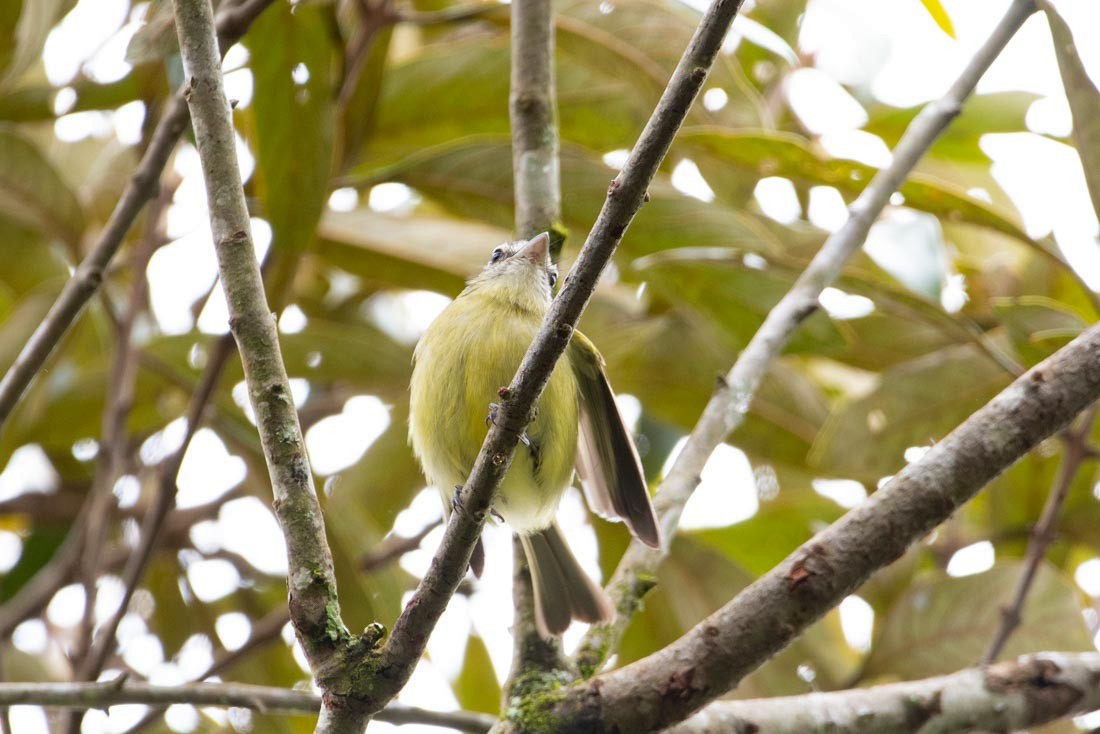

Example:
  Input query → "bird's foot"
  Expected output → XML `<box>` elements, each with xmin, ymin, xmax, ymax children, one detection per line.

<box><xmin>487</xmin><ymin>402</ymin><xmax>536</xmax><ymax>455</ymax></box>
<box><xmin>451</xmin><ymin>485</ymin><xmax>465</xmax><ymax>515</ymax></box>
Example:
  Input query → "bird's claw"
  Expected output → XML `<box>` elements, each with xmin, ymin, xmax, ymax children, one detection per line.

<box><xmin>451</xmin><ymin>485</ymin><xmax>465</xmax><ymax>515</ymax></box>
<box><xmin>488</xmin><ymin>402</ymin><xmax>535</xmax><ymax>451</ymax></box>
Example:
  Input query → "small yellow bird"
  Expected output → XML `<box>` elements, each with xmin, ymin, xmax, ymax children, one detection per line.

<box><xmin>408</xmin><ymin>232</ymin><xmax>661</xmax><ymax>637</ymax></box>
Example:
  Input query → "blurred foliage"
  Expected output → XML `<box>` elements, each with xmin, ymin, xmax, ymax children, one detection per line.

<box><xmin>0</xmin><ymin>0</ymin><xmax>1098</xmax><ymax>730</ymax></box>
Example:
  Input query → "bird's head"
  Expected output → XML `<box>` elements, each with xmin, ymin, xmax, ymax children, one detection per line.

<box><xmin>467</xmin><ymin>232</ymin><xmax>558</xmax><ymax>313</ymax></box>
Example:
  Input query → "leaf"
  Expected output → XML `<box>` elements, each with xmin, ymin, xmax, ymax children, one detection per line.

<box><xmin>680</xmin><ymin>128</ymin><xmax>1037</xmax><ymax>248</ymax></box>
<box><xmin>992</xmin><ymin>296</ymin><xmax>1087</xmax><ymax>366</ymax></box>
<box><xmin>352</xmin><ymin>137</ymin><xmax>784</xmax><ymax>260</ymax></box>
<box><xmin>317</xmin><ymin>208</ymin><xmax>507</xmax><ymax>296</ymax></box>
<box><xmin>0</xmin><ymin>0</ymin><xmax>76</xmax><ymax>89</ymax></box>
<box><xmin>245</xmin><ymin>1</ymin><xmax>337</xmax><ymax>258</ymax></box>
<box><xmin>633</xmin><ymin>247</ymin><xmax>996</xmax><ymax>372</ymax></box>
<box><xmin>864</xmin><ymin>562</ymin><xmax>1092</xmax><ymax>681</ymax></box>
<box><xmin>918</xmin><ymin>0</ymin><xmax>955</xmax><ymax>39</ymax></box>
<box><xmin>0</xmin><ymin>69</ymin><xmax>164</xmax><ymax>123</ymax></box>
<box><xmin>693</xmin><ymin>490</ymin><xmax>844</xmax><ymax>577</ymax></box>
<box><xmin>0</xmin><ymin>128</ymin><xmax>85</xmax><ymax>247</ymax></box>
<box><xmin>864</xmin><ymin>92</ymin><xmax>1043</xmax><ymax>163</ymax></box>
<box><xmin>452</xmin><ymin>634</ymin><xmax>501</xmax><ymax>715</ymax></box>
<box><xmin>1043</xmin><ymin>1</ymin><xmax>1100</xmax><ymax>219</ymax></box>
<box><xmin>337</xmin><ymin>21</ymin><xmax>392</xmax><ymax>169</ymax></box>
<box><xmin>125</xmin><ymin>0</ymin><xmax>177</xmax><ymax>64</ymax></box>
<box><xmin>810</xmin><ymin>345</ymin><xmax>1013</xmax><ymax>480</ymax></box>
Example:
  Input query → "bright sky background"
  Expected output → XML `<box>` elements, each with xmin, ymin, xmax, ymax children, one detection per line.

<box><xmin>2</xmin><ymin>0</ymin><xmax>1100</xmax><ymax>732</ymax></box>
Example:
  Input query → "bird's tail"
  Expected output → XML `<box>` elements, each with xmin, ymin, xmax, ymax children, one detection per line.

<box><xmin>520</xmin><ymin>522</ymin><xmax>613</xmax><ymax>638</ymax></box>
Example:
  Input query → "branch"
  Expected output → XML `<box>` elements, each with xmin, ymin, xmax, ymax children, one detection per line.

<box><xmin>169</xmin><ymin>1</ymin><xmax>353</xmax><ymax>732</ymax></box>
<box><xmin>526</xmin><ymin>323</ymin><xmax>1100</xmax><ymax>732</ymax></box>
<box><xmin>663</xmin><ymin>653</ymin><xmax>1100</xmax><ymax>734</ymax></box>
<box><xmin>373</xmin><ymin>0</ymin><xmax>749</xmax><ymax>720</ymax></box>
<box><xmin>63</xmin><ymin>180</ymin><xmax>165</xmax><ymax>734</ymax></box>
<box><xmin>0</xmin><ymin>0</ymin><xmax>275</xmax><ymax>433</ymax></box>
<box><xmin>506</xmin><ymin>0</ymin><xmax>570</xmax><ymax>685</ymax></box>
<box><xmin>983</xmin><ymin>404</ymin><xmax>1098</xmax><ymax>664</ymax></box>
<box><xmin>510</xmin><ymin>0</ymin><xmax>562</xmax><ymax>245</ymax></box>
<box><xmin>81</xmin><ymin>334</ymin><xmax>236</xmax><ymax>679</ymax></box>
<box><xmin>0</xmin><ymin>681</ymin><xmax>495</xmax><ymax>732</ymax></box>
<box><xmin>574</xmin><ymin>0</ymin><xmax>1038</xmax><ymax>673</ymax></box>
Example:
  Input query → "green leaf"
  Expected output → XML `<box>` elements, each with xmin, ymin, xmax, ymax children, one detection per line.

<box><xmin>352</xmin><ymin>137</ymin><xmax>784</xmax><ymax>259</ymax></box>
<box><xmin>680</xmin><ymin>127</ymin><xmax>1036</xmax><ymax>248</ymax></box>
<box><xmin>0</xmin><ymin>0</ymin><xmax>76</xmax><ymax>89</ymax></box>
<box><xmin>692</xmin><ymin>489</ymin><xmax>844</xmax><ymax>577</ymax></box>
<box><xmin>0</xmin><ymin>128</ymin><xmax>85</xmax><ymax>247</ymax></box>
<box><xmin>810</xmin><ymin>345</ymin><xmax>1013</xmax><ymax>480</ymax></box>
<box><xmin>452</xmin><ymin>634</ymin><xmax>501</xmax><ymax>715</ymax></box>
<box><xmin>245</xmin><ymin>1</ymin><xmax>338</xmax><ymax>257</ymax></box>
<box><xmin>919</xmin><ymin>0</ymin><xmax>955</xmax><ymax>38</ymax></box>
<box><xmin>864</xmin><ymin>92</ymin><xmax>1042</xmax><ymax>163</ymax></box>
<box><xmin>864</xmin><ymin>562</ymin><xmax>1092</xmax><ymax>681</ymax></box>
<box><xmin>1043</xmin><ymin>1</ymin><xmax>1100</xmax><ymax>219</ymax></box>
<box><xmin>124</xmin><ymin>0</ymin><xmax>178</xmax><ymax>64</ymax></box>
<box><xmin>317</xmin><ymin>208</ymin><xmax>506</xmax><ymax>296</ymax></box>
<box><xmin>992</xmin><ymin>296</ymin><xmax>1087</xmax><ymax>366</ymax></box>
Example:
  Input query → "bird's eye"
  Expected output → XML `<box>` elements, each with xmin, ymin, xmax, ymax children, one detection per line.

<box><xmin>548</xmin><ymin>269</ymin><xmax>558</xmax><ymax>288</ymax></box>
<box><xmin>490</xmin><ymin>247</ymin><xmax>505</xmax><ymax>263</ymax></box>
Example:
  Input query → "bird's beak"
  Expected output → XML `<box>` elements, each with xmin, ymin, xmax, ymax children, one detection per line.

<box><xmin>515</xmin><ymin>232</ymin><xmax>550</xmax><ymax>264</ymax></box>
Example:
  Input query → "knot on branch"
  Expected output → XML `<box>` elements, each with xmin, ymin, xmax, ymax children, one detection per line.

<box><xmin>985</xmin><ymin>657</ymin><xmax>1084</xmax><ymax>722</ymax></box>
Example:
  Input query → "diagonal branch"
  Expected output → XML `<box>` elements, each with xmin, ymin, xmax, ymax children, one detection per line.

<box><xmin>524</xmin><ymin>323</ymin><xmax>1100</xmax><ymax>732</ymax></box>
<box><xmin>982</xmin><ymin>403</ymin><xmax>1098</xmax><ymax>664</ymax></box>
<box><xmin>663</xmin><ymin>653</ymin><xmax>1100</xmax><ymax>734</ymax></box>
<box><xmin>373</xmin><ymin>0</ymin><xmax>749</xmax><ymax>722</ymax></box>
<box><xmin>574</xmin><ymin>0</ymin><xmax>1038</xmax><ymax>674</ymax></box>
<box><xmin>0</xmin><ymin>0</ymin><xmax>275</xmax><ymax>434</ymax></box>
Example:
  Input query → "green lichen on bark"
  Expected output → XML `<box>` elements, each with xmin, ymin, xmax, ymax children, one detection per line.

<box><xmin>504</xmin><ymin>668</ymin><xmax>572</xmax><ymax>734</ymax></box>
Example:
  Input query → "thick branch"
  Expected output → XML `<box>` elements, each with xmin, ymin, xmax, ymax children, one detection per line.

<box><xmin>663</xmin><ymin>653</ymin><xmax>1100</xmax><ymax>734</ymax></box>
<box><xmin>0</xmin><ymin>681</ymin><xmax>494</xmax><ymax>732</ymax></box>
<box><xmin>169</xmin><ymin>1</ymin><xmax>352</xmax><ymax>731</ymax></box>
<box><xmin>0</xmin><ymin>0</ymin><xmax>274</xmax><ymax>433</ymax></box>
<box><xmin>535</xmin><ymin>324</ymin><xmax>1100</xmax><ymax>732</ymax></box>
<box><xmin>574</xmin><ymin>0</ymin><xmax>1038</xmax><ymax>673</ymax></box>
<box><xmin>375</xmin><ymin>0</ymin><xmax>747</xmax><ymax>716</ymax></box>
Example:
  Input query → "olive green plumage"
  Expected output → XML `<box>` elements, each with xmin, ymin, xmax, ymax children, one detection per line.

<box><xmin>409</xmin><ymin>233</ymin><xmax>660</xmax><ymax>637</ymax></box>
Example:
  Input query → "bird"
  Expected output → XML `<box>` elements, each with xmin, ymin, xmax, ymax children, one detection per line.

<box><xmin>408</xmin><ymin>231</ymin><xmax>661</xmax><ymax>637</ymax></box>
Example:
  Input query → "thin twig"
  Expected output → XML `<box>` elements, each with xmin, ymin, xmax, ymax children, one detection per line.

<box><xmin>982</xmin><ymin>403</ymin><xmax>1099</xmax><ymax>664</ymax></box>
<box><xmin>574</xmin><ymin>0</ymin><xmax>1040</xmax><ymax>674</ymax></box>
<box><xmin>359</xmin><ymin>519</ymin><xmax>440</xmax><ymax>573</ymax></box>
<box><xmin>0</xmin><ymin>681</ymin><xmax>496</xmax><ymax>732</ymax></box>
<box><xmin>120</xmin><ymin>607</ymin><xmax>289</xmax><ymax>734</ymax></box>
<box><xmin>0</xmin><ymin>0</ymin><xmax>276</xmax><ymax>434</ymax></box>
<box><xmin>72</xmin><ymin>209</ymin><xmax>159</xmax><ymax>676</ymax></box>
<box><xmin>80</xmin><ymin>334</ymin><xmax>236</xmax><ymax>680</ymax></box>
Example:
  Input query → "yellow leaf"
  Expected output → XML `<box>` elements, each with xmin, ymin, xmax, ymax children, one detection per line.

<box><xmin>920</xmin><ymin>0</ymin><xmax>957</xmax><ymax>38</ymax></box>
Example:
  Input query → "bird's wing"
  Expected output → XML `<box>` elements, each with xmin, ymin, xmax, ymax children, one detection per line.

<box><xmin>569</xmin><ymin>331</ymin><xmax>661</xmax><ymax>548</ymax></box>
